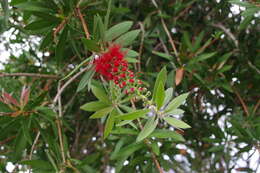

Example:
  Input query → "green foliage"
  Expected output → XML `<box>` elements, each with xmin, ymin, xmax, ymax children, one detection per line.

<box><xmin>0</xmin><ymin>0</ymin><xmax>259</xmax><ymax>172</ymax></box>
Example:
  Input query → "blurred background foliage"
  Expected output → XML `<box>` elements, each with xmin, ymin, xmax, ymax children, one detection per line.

<box><xmin>0</xmin><ymin>0</ymin><xmax>260</xmax><ymax>172</ymax></box>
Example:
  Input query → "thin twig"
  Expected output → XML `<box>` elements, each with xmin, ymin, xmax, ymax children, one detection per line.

<box><xmin>76</xmin><ymin>7</ymin><xmax>90</xmax><ymax>39</ymax></box>
<box><xmin>152</xmin><ymin>0</ymin><xmax>180</xmax><ymax>64</ymax></box>
<box><xmin>138</xmin><ymin>22</ymin><xmax>145</xmax><ymax>72</ymax></box>
<box><xmin>53</xmin><ymin>19</ymin><xmax>67</xmax><ymax>40</ymax></box>
<box><xmin>253</xmin><ymin>99</ymin><xmax>260</xmax><ymax>115</ymax></box>
<box><xmin>29</xmin><ymin>131</ymin><xmax>41</xmax><ymax>160</ymax></box>
<box><xmin>53</xmin><ymin>66</ymin><xmax>89</xmax><ymax>104</ymax></box>
<box><xmin>232</xmin><ymin>87</ymin><xmax>249</xmax><ymax>116</ymax></box>
<box><xmin>248</xmin><ymin>60</ymin><xmax>260</xmax><ymax>74</ymax></box>
<box><xmin>0</xmin><ymin>73</ymin><xmax>58</xmax><ymax>79</ymax></box>
<box><xmin>57</xmin><ymin>82</ymin><xmax>66</xmax><ymax>164</ymax></box>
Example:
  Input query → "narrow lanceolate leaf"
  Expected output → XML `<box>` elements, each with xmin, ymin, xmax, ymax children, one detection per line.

<box><xmin>166</xmin><ymin>109</ymin><xmax>184</xmax><ymax>115</ymax></box>
<box><xmin>152</xmin><ymin>67</ymin><xmax>167</xmax><ymax>101</ymax></box>
<box><xmin>150</xmin><ymin>129</ymin><xmax>185</xmax><ymax>142</ymax></box>
<box><xmin>190</xmin><ymin>52</ymin><xmax>217</xmax><ymax>64</ymax></box>
<box><xmin>15</xmin><ymin>2</ymin><xmax>55</xmax><ymax>13</ymax></box>
<box><xmin>163</xmin><ymin>87</ymin><xmax>173</xmax><ymax>105</ymax></box>
<box><xmin>165</xmin><ymin>92</ymin><xmax>189</xmax><ymax>112</ymax></box>
<box><xmin>77</xmin><ymin>70</ymin><xmax>95</xmax><ymax>92</ymax></box>
<box><xmin>24</xmin><ymin>20</ymin><xmax>55</xmax><ymax>30</ymax></box>
<box><xmin>104</xmin><ymin>109</ymin><xmax>117</xmax><ymax>139</ymax></box>
<box><xmin>113</xmin><ymin>143</ymin><xmax>145</xmax><ymax>159</ymax></box>
<box><xmin>155</xmin><ymin>81</ymin><xmax>165</xmax><ymax>109</ymax></box>
<box><xmin>82</xmin><ymin>38</ymin><xmax>100</xmax><ymax>52</ymax></box>
<box><xmin>55</xmin><ymin>26</ymin><xmax>68</xmax><ymax>65</ymax></box>
<box><xmin>105</xmin><ymin>21</ymin><xmax>133</xmax><ymax>41</ymax></box>
<box><xmin>152</xmin><ymin>51</ymin><xmax>172</xmax><ymax>60</ymax></box>
<box><xmin>115</xmin><ymin>29</ymin><xmax>140</xmax><ymax>46</ymax></box>
<box><xmin>136</xmin><ymin>117</ymin><xmax>158</xmax><ymax>142</ymax></box>
<box><xmin>164</xmin><ymin>117</ymin><xmax>191</xmax><ymax>129</ymax></box>
<box><xmin>89</xmin><ymin>107</ymin><xmax>113</xmax><ymax>119</ymax></box>
<box><xmin>116</xmin><ymin>109</ymin><xmax>149</xmax><ymax>120</ymax></box>
<box><xmin>91</xmin><ymin>85</ymin><xmax>110</xmax><ymax>104</ymax></box>
<box><xmin>80</xmin><ymin>101</ymin><xmax>109</xmax><ymax>112</ymax></box>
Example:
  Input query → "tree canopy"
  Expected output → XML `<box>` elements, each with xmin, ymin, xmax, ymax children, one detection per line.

<box><xmin>0</xmin><ymin>0</ymin><xmax>260</xmax><ymax>172</ymax></box>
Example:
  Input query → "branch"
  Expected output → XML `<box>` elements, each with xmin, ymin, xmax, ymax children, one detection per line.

<box><xmin>0</xmin><ymin>73</ymin><xmax>59</xmax><ymax>79</ymax></box>
<box><xmin>232</xmin><ymin>87</ymin><xmax>249</xmax><ymax>116</ymax></box>
<box><xmin>29</xmin><ymin>131</ymin><xmax>41</xmax><ymax>160</ymax></box>
<box><xmin>152</xmin><ymin>0</ymin><xmax>180</xmax><ymax>64</ymax></box>
<box><xmin>53</xmin><ymin>66</ymin><xmax>89</xmax><ymax>104</ymax></box>
<box><xmin>76</xmin><ymin>7</ymin><xmax>90</xmax><ymax>39</ymax></box>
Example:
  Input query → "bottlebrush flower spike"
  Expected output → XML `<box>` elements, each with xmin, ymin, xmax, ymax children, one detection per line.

<box><xmin>93</xmin><ymin>44</ymin><xmax>126</xmax><ymax>80</ymax></box>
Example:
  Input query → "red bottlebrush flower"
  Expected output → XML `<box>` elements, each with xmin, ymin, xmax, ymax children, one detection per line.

<box><xmin>122</xmin><ymin>67</ymin><xmax>127</xmax><ymax>71</ymax></box>
<box><xmin>138</xmin><ymin>80</ymin><xmax>143</xmax><ymax>84</ymax></box>
<box><xmin>129</xmin><ymin>79</ymin><xmax>135</xmax><ymax>83</ymax></box>
<box><xmin>114</xmin><ymin>80</ymin><xmax>119</xmax><ymax>85</ymax></box>
<box><xmin>120</xmin><ymin>73</ymin><xmax>126</xmax><ymax>78</ymax></box>
<box><xmin>112</xmin><ymin>67</ymin><xmax>118</xmax><ymax>73</ymax></box>
<box><xmin>122</xmin><ymin>81</ymin><xmax>127</xmax><ymax>86</ymax></box>
<box><xmin>129</xmin><ymin>73</ymin><xmax>134</xmax><ymax>78</ymax></box>
<box><xmin>124</xmin><ymin>90</ymin><xmax>129</xmax><ymax>94</ymax></box>
<box><xmin>130</xmin><ymin>88</ymin><xmax>135</xmax><ymax>92</ymax></box>
<box><xmin>93</xmin><ymin>45</ymin><xmax>128</xmax><ymax>80</ymax></box>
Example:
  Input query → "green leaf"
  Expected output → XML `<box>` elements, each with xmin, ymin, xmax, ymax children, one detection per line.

<box><xmin>136</xmin><ymin>117</ymin><xmax>158</xmax><ymax>142</ymax></box>
<box><xmin>14</xmin><ymin>130</ymin><xmax>27</xmax><ymax>161</ymax></box>
<box><xmin>165</xmin><ymin>92</ymin><xmax>189</xmax><ymax>112</ymax></box>
<box><xmin>193</xmin><ymin>31</ymin><xmax>205</xmax><ymax>51</ymax></box>
<box><xmin>89</xmin><ymin>107</ymin><xmax>113</xmax><ymax>119</ymax></box>
<box><xmin>55</xmin><ymin>26</ymin><xmax>68</xmax><ymax>65</ymax></box>
<box><xmin>208</xmin><ymin>145</ymin><xmax>224</xmax><ymax>152</ymax></box>
<box><xmin>80</xmin><ymin>101</ymin><xmax>109</xmax><ymax>112</ymax></box>
<box><xmin>91</xmin><ymin>85</ymin><xmax>110</xmax><ymax>104</ymax></box>
<box><xmin>239</xmin><ymin>16</ymin><xmax>253</xmax><ymax>30</ymax></box>
<box><xmin>20</xmin><ymin>160</ymin><xmax>54</xmax><ymax>171</ymax></box>
<box><xmin>125</xmin><ymin>57</ymin><xmax>139</xmax><ymax>63</ymax></box>
<box><xmin>124</xmin><ymin>49</ymin><xmax>139</xmax><ymax>57</ymax></box>
<box><xmin>82</xmin><ymin>38</ymin><xmax>100</xmax><ymax>52</ymax></box>
<box><xmin>104</xmin><ymin>109</ymin><xmax>117</xmax><ymax>139</ymax></box>
<box><xmin>22</xmin><ymin>118</ymin><xmax>32</xmax><ymax>145</ymax></box>
<box><xmin>152</xmin><ymin>51</ymin><xmax>172</xmax><ymax>60</ymax></box>
<box><xmin>77</xmin><ymin>70</ymin><xmax>95</xmax><ymax>92</ymax></box>
<box><xmin>15</xmin><ymin>2</ymin><xmax>55</xmax><ymax>13</ymax></box>
<box><xmin>164</xmin><ymin>117</ymin><xmax>191</xmax><ymax>129</ymax></box>
<box><xmin>183</xmin><ymin>31</ymin><xmax>193</xmax><ymax>51</ymax></box>
<box><xmin>105</xmin><ymin>21</ymin><xmax>133</xmax><ymax>41</ymax></box>
<box><xmin>111</xmin><ymin>128</ymin><xmax>138</xmax><ymax>135</ymax></box>
<box><xmin>155</xmin><ymin>81</ymin><xmax>165</xmax><ymax>109</ymax></box>
<box><xmin>191</xmin><ymin>52</ymin><xmax>217</xmax><ymax>64</ymax></box>
<box><xmin>113</xmin><ymin>143</ymin><xmax>145</xmax><ymax>159</ymax></box>
<box><xmin>152</xmin><ymin>67</ymin><xmax>167</xmax><ymax>101</ymax></box>
<box><xmin>166</xmin><ymin>109</ymin><xmax>184</xmax><ymax>115</ymax></box>
<box><xmin>151</xmin><ymin>142</ymin><xmax>160</xmax><ymax>155</ymax></box>
<box><xmin>24</xmin><ymin>20</ymin><xmax>56</xmax><ymax>30</ymax></box>
<box><xmin>116</xmin><ymin>109</ymin><xmax>149</xmax><ymax>120</ymax></box>
<box><xmin>115</xmin><ymin>29</ymin><xmax>140</xmax><ymax>46</ymax></box>
<box><xmin>150</xmin><ymin>129</ymin><xmax>185</xmax><ymax>141</ymax></box>
<box><xmin>40</xmin><ymin>32</ymin><xmax>53</xmax><ymax>50</ymax></box>
<box><xmin>163</xmin><ymin>87</ymin><xmax>173</xmax><ymax>105</ymax></box>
